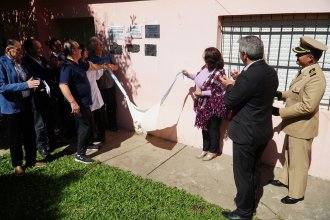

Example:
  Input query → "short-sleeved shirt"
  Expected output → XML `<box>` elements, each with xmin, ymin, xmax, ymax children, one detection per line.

<box><xmin>89</xmin><ymin>55</ymin><xmax>115</xmax><ymax>89</ymax></box>
<box><xmin>59</xmin><ymin>59</ymin><xmax>92</xmax><ymax>107</ymax></box>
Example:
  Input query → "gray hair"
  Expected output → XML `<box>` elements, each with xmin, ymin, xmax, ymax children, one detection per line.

<box><xmin>63</xmin><ymin>40</ymin><xmax>77</xmax><ymax>57</ymax></box>
<box><xmin>238</xmin><ymin>36</ymin><xmax>264</xmax><ymax>60</ymax></box>
<box><xmin>6</xmin><ymin>39</ymin><xmax>19</xmax><ymax>48</ymax></box>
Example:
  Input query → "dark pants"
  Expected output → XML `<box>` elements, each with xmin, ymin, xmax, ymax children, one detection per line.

<box><xmin>62</xmin><ymin>100</ymin><xmax>76</xmax><ymax>138</ymax></box>
<box><xmin>91</xmin><ymin>105</ymin><xmax>106</xmax><ymax>143</ymax></box>
<box><xmin>232</xmin><ymin>142</ymin><xmax>267</xmax><ymax>217</ymax></box>
<box><xmin>3</xmin><ymin>101</ymin><xmax>36</xmax><ymax>167</ymax></box>
<box><xmin>75</xmin><ymin>107</ymin><xmax>92</xmax><ymax>155</ymax></box>
<box><xmin>32</xmin><ymin>95</ymin><xmax>55</xmax><ymax>151</ymax></box>
<box><xmin>100</xmin><ymin>87</ymin><xmax>117</xmax><ymax>130</ymax></box>
<box><xmin>202</xmin><ymin>116</ymin><xmax>221</xmax><ymax>153</ymax></box>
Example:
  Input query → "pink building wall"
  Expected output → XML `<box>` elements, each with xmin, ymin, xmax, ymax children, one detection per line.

<box><xmin>4</xmin><ymin>0</ymin><xmax>330</xmax><ymax>179</ymax></box>
<box><xmin>87</xmin><ymin>0</ymin><xmax>330</xmax><ymax>180</ymax></box>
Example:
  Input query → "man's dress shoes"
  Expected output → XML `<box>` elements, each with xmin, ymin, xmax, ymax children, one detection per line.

<box><xmin>281</xmin><ymin>196</ymin><xmax>304</xmax><ymax>204</ymax></box>
<box><xmin>221</xmin><ymin>211</ymin><xmax>252</xmax><ymax>220</ymax></box>
<box><xmin>269</xmin><ymin>179</ymin><xmax>288</xmax><ymax>188</ymax></box>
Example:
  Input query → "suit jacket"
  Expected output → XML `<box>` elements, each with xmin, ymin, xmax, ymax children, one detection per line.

<box><xmin>0</xmin><ymin>55</ymin><xmax>29</xmax><ymax>114</ymax></box>
<box><xmin>280</xmin><ymin>63</ymin><xmax>326</xmax><ymax>139</ymax></box>
<box><xmin>224</xmin><ymin>60</ymin><xmax>278</xmax><ymax>146</ymax></box>
<box><xmin>21</xmin><ymin>55</ymin><xmax>51</xmax><ymax>110</ymax></box>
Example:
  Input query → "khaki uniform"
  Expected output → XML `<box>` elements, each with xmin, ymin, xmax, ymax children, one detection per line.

<box><xmin>279</xmin><ymin>63</ymin><xmax>326</xmax><ymax>198</ymax></box>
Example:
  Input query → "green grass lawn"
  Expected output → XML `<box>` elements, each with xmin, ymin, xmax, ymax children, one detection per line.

<box><xmin>0</xmin><ymin>153</ymin><xmax>229</xmax><ymax>220</ymax></box>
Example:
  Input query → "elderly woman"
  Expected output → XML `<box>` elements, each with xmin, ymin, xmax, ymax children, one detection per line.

<box><xmin>183</xmin><ymin>47</ymin><xmax>228</xmax><ymax>161</ymax></box>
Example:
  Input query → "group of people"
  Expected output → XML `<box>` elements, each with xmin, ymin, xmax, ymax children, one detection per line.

<box><xmin>0</xmin><ymin>32</ymin><xmax>327</xmax><ymax>219</ymax></box>
<box><xmin>184</xmin><ymin>36</ymin><xmax>327</xmax><ymax>220</ymax></box>
<box><xmin>0</xmin><ymin>36</ymin><xmax>119</xmax><ymax>175</ymax></box>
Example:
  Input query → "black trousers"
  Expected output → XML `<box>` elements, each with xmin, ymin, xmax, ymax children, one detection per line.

<box><xmin>32</xmin><ymin>95</ymin><xmax>55</xmax><ymax>151</ymax></box>
<box><xmin>202</xmin><ymin>116</ymin><xmax>221</xmax><ymax>153</ymax></box>
<box><xmin>100</xmin><ymin>87</ymin><xmax>117</xmax><ymax>130</ymax></box>
<box><xmin>232</xmin><ymin>141</ymin><xmax>267</xmax><ymax>217</ymax></box>
<box><xmin>91</xmin><ymin>105</ymin><xmax>106</xmax><ymax>143</ymax></box>
<box><xmin>75</xmin><ymin>107</ymin><xmax>92</xmax><ymax>155</ymax></box>
<box><xmin>3</xmin><ymin>103</ymin><xmax>36</xmax><ymax>167</ymax></box>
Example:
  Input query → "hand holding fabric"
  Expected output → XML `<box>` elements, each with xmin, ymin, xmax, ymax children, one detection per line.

<box><xmin>194</xmin><ymin>90</ymin><xmax>202</xmax><ymax>97</ymax></box>
<box><xmin>182</xmin><ymin>69</ymin><xmax>189</xmax><ymax>77</ymax></box>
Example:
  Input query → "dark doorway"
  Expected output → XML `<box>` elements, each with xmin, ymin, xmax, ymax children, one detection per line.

<box><xmin>53</xmin><ymin>17</ymin><xmax>95</xmax><ymax>47</ymax></box>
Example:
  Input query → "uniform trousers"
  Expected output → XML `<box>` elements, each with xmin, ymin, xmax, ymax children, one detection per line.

<box><xmin>279</xmin><ymin>135</ymin><xmax>312</xmax><ymax>199</ymax></box>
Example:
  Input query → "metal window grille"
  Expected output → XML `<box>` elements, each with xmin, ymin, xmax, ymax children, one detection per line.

<box><xmin>220</xmin><ymin>14</ymin><xmax>330</xmax><ymax>107</ymax></box>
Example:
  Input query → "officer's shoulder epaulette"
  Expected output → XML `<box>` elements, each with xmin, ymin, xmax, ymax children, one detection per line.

<box><xmin>309</xmin><ymin>68</ymin><xmax>316</xmax><ymax>77</ymax></box>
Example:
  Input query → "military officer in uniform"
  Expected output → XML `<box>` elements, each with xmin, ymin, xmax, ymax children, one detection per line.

<box><xmin>271</xmin><ymin>36</ymin><xmax>328</xmax><ymax>204</ymax></box>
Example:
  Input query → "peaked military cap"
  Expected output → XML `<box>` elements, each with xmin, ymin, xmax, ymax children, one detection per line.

<box><xmin>293</xmin><ymin>36</ymin><xmax>328</xmax><ymax>54</ymax></box>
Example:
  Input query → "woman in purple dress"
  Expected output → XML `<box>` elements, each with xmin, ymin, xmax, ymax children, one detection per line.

<box><xmin>183</xmin><ymin>47</ymin><xmax>228</xmax><ymax>161</ymax></box>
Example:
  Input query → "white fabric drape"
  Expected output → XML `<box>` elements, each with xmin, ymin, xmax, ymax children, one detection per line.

<box><xmin>110</xmin><ymin>72</ymin><xmax>185</xmax><ymax>133</ymax></box>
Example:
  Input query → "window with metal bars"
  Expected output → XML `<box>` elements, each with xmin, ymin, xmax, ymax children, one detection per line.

<box><xmin>220</xmin><ymin>13</ymin><xmax>330</xmax><ymax>107</ymax></box>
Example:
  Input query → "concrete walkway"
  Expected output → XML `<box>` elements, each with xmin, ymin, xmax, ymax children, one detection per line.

<box><xmin>87</xmin><ymin>130</ymin><xmax>330</xmax><ymax>220</ymax></box>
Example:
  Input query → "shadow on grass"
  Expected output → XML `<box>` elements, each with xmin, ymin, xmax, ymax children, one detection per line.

<box><xmin>0</xmin><ymin>168</ymin><xmax>86</xmax><ymax>219</ymax></box>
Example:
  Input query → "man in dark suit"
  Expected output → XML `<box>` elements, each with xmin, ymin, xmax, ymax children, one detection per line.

<box><xmin>22</xmin><ymin>39</ymin><xmax>55</xmax><ymax>159</ymax></box>
<box><xmin>220</xmin><ymin>36</ymin><xmax>278</xmax><ymax>220</ymax></box>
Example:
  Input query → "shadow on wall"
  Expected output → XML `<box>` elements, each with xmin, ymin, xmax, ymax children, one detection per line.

<box><xmin>96</xmin><ymin>25</ymin><xmax>141</xmax><ymax>130</ymax></box>
<box><xmin>0</xmin><ymin>0</ymin><xmax>139</xmax><ymax>127</ymax></box>
<box><xmin>0</xmin><ymin>1</ymin><xmax>139</xmax><ymax>149</ymax></box>
<box><xmin>149</xmin><ymin>87</ymin><xmax>195</xmax><ymax>147</ymax></box>
<box><xmin>255</xmin><ymin>138</ymin><xmax>286</xmax><ymax>209</ymax></box>
<box><xmin>0</xmin><ymin>0</ymin><xmax>37</xmax><ymax>51</ymax></box>
<box><xmin>0</xmin><ymin>0</ymin><xmax>93</xmax><ymax>54</ymax></box>
<box><xmin>262</xmin><ymin>139</ymin><xmax>285</xmax><ymax>168</ymax></box>
<box><xmin>146</xmin><ymin>134</ymin><xmax>177</xmax><ymax>150</ymax></box>
<box><xmin>1</xmin><ymin>1</ymin><xmax>205</xmax><ymax>145</ymax></box>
